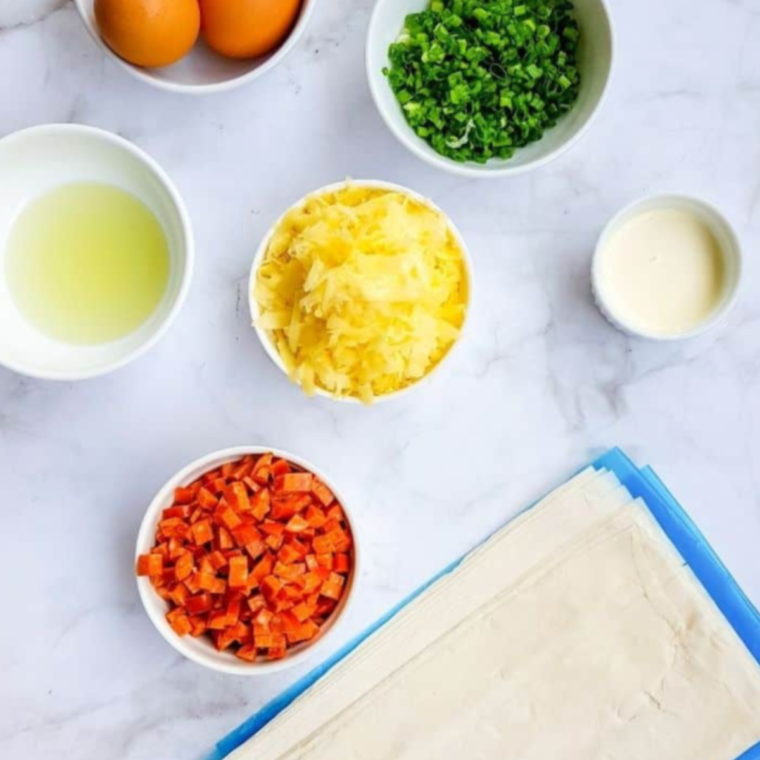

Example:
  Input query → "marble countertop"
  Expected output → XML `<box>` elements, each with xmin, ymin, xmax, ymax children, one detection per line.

<box><xmin>1</xmin><ymin>0</ymin><xmax>760</xmax><ymax>757</ymax></box>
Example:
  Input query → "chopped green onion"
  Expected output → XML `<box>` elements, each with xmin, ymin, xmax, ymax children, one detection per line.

<box><xmin>384</xmin><ymin>0</ymin><xmax>581</xmax><ymax>164</ymax></box>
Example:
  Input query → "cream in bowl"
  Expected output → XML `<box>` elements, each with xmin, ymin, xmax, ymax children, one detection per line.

<box><xmin>250</xmin><ymin>180</ymin><xmax>472</xmax><ymax>404</ymax></box>
<box><xmin>592</xmin><ymin>196</ymin><xmax>742</xmax><ymax>340</ymax></box>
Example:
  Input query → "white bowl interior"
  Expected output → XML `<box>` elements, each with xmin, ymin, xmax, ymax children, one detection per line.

<box><xmin>0</xmin><ymin>125</ymin><xmax>191</xmax><ymax>379</ymax></box>
<box><xmin>367</xmin><ymin>0</ymin><xmax>614</xmax><ymax>176</ymax></box>
<box><xmin>248</xmin><ymin>180</ymin><xmax>474</xmax><ymax>404</ymax></box>
<box><xmin>75</xmin><ymin>0</ymin><xmax>317</xmax><ymax>93</ymax></box>
<box><xmin>592</xmin><ymin>195</ymin><xmax>743</xmax><ymax>341</ymax></box>
<box><xmin>136</xmin><ymin>446</ymin><xmax>359</xmax><ymax>675</ymax></box>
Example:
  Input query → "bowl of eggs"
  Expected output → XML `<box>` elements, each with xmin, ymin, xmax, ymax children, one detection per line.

<box><xmin>74</xmin><ymin>0</ymin><xmax>316</xmax><ymax>94</ymax></box>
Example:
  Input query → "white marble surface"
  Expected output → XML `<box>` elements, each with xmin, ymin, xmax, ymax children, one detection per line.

<box><xmin>1</xmin><ymin>0</ymin><xmax>760</xmax><ymax>757</ymax></box>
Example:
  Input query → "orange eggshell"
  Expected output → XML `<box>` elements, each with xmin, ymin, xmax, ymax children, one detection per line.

<box><xmin>199</xmin><ymin>0</ymin><xmax>303</xmax><ymax>60</ymax></box>
<box><xmin>95</xmin><ymin>0</ymin><xmax>200</xmax><ymax>68</ymax></box>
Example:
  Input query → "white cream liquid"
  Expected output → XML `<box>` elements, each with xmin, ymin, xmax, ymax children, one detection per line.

<box><xmin>599</xmin><ymin>208</ymin><xmax>727</xmax><ymax>336</ymax></box>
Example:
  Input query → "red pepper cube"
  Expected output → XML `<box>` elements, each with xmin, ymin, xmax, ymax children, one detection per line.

<box><xmin>270</xmin><ymin>494</ymin><xmax>311</xmax><ymax>521</ymax></box>
<box><xmin>274</xmin><ymin>472</ymin><xmax>313</xmax><ymax>493</ymax></box>
<box><xmin>224</xmin><ymin>482</ymin><xmax>251</xmax><ymax>513</ymax></box>
<box><xmin>169</xmin><ymin>583</ymin><xmax>189</xmax><ymax>607</ymax></box>
<box><xmin>218</xmin><ymin>506</ymin><xmax>242</xmax><ymax>531</ymax></box>
<box><xmin>261</xmin><ymin>574</ymin><xmax>284</xmax><ymax>600</ymax></box>
<box><xmin>217</xmin><ymin>526</ymin><xmax>234</xmax><ymax>550</ymax></box>
<box><xmin>236</xmin><ymin>643</ymin><xmax>258</xmax><ymax>662</ymax></box>
<box><xmin>173</xmin><ymin>486</ymin><xmax>195</xmax><ymax>505</ymax></box>
<box><xmin>197</xmin><ymin>487</ymin><xmax>218</xmax><ymax>510</ymax></box>
<box><xmin>208</xmin><ymin>550</ymin><xmax>228</xmax><ymax>571</ymax></box>
<box><xmin>162</xmin><ymin>505</ymin><xmax>190</xmax><ymax>519</ymax></box>
<box><xmin>251</xmin><ymin>453</ymin><xmax>273</xmax><ymax>484</ymax></box>
<box><xmin>190</xmin><ymin>519</ymin><xmax>214</xmax><ymax>546</ymax></box>
<box><xmin>278</xmin><ymin>543</ymin><xmax>302</xmax><ymax>565</ymax></box>
<box><xmin>228</xmin><ymin>556</ymin><xmax>249</xmax><ymax>588</ymax></box>
<box><xmin>136</xmin><ymin>553</ymin><xmax>163</xmax><ymax>577</ymax></box>
<box><xmin>188</xmin><ymin>616</ymin><xmax>207</xmax><ymax>637</ymax></box>
<box><xmin>232</xmin><ymin>522</ymin><xmax>262</xmax><ymax>548</ymax></box>
<box><xmin>320</xmin><ymin>572</ymin><xmax>345</xmax><ymax>601</ymax></box>
<box><xmin>226</xmin><ymin>595</ymin><xmax>243</xmax><ymax>626</ymax></box>
<box><xmin>311</xmin><ymin>479</ymin><xmax>335</xmax><ymax>507</ymax></box>
<box><xmin>311</xmin><ymin>534</ymin><xmax>333</xmax><ymax>555</ymax></box>
<box><xmin>245</xmin><ymin>539</ymin><xmax>267</xmax><ymax>561</ymax></box>
<box><xmin>285</xmin><ymin>515</ymin><xmax>309</xmax><ymax>534</ymax></box>
<box><xmin>333</xmin><ymin>553</ymin><xmax>351</xmax><ymax>573</ymax></box>
<box><xmin>270</xmin><ymin>459</ymin><xmax>291</xmax><ymax>477</ymax></box>
<box><xmin>252</xmin><ymin>553</ymin><xmax>274</xmax><ymax>581</ymax></box>
<box><xmin>265</xmin><ymin>534</ymin><xmax>284</xmax><ymax>551</ymax></box>
<box><xmin>301</xmin><ymin>571</ymin><xmax>323</xmax><ymax>594</ymax></box>
<box><xmin>207</xmin><ymin>609</ymin><xmax>229</xmax><ymax>630</ymax></box>
<box><xmin>291</xmin><ymin>602</ymin><xmax>312</xmax><ymax>623</ymax></box>
<box><xmin>185</xmin><ymin>592</ymin><xmax>212</xmax><ymax>615</ymax></box>
<box><xmin>304</xmin><ymin>505</ymin><xmax>327</xmax><ymax>529</ymax></box>
<box><xmin>250</xmin><ymin>489</ymin><xmax>271</xmax><ymax>520</ymax></box>
<box><xmin>167</xmin><ymin>610</ymin><xmax>192</xmax><ymax>637</ymax></box>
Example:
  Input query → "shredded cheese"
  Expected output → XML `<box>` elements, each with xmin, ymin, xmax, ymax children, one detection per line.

<box><xmin>254</xmin><ymin>186</ymin><xmax>468</xmax><ymax>403</ymax></box>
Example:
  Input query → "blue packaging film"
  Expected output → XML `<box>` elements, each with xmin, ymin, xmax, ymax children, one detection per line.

<box><xmin>207</xmin><ymin>448</ymin><xmax>760</xmax><ymax>760</ymax></box>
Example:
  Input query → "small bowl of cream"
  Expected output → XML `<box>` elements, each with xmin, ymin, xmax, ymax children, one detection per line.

<box><xmin>592</xmin><ymin>195</ymin><xmax>742</xmax><ymax>340</ymax></box>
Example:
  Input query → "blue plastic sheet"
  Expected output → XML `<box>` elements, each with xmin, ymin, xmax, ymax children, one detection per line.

<box><xmin>208</xmin><ymin>448</ymin><xmax>760</xmax><ymax>760</ymax></box>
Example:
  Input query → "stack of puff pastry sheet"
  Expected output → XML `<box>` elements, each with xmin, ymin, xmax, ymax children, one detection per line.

<box><xmin>228</xmin><ymin>467</ymin><xmax>760</xmax><ymax>760</ymax></box>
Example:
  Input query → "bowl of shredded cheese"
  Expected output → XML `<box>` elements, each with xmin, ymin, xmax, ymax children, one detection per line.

<box><xmin>249</xmin><ymin>180</ymin><xmax>472</xmax><ymax>404</ymax></box>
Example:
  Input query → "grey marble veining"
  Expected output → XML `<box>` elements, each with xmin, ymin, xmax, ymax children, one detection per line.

<box><xmin>1</xmin><ymin>0</ymin><xmax>760</xmax><ymax>758</ymax></box>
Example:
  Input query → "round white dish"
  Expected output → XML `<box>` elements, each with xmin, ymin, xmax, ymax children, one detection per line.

<box><xmin>592</xmin><ymin>194</ymin><xmax>743</xmax><ymax>341</ymax></box>
<box><xmin>248</xmin><ymin>179</ymin><xmax>474</xmax><ymax>404</ymax></box>
<box><xmin>74</xmin><ymin>0</ymin><xmax>318</xmax><ymax>95</ymax></box>
<box><xmin>135</xmin><ymin>446</ymin><xmax>360</xmax><ymax>676</ymax></box>
<box><xmin>366</xmin><ymin>0</ymin><xmax>615</xmax><ymax>178</ymax></box>
<box><xmin>0</xmin><ymin>124</ymin><xmax>193</xmax><ymax>380</ymax></box>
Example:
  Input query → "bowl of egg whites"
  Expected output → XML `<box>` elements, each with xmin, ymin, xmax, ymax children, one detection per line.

<box><xmin>74</xmin><ymin>0</ymin><xmax>317</xmax><ymax>94</ymax></box>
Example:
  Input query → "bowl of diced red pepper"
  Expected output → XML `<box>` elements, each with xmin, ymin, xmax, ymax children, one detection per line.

<box><xmin>135</xmin><ymin>447</ymin><xmax>358</xmax><ymax>674</ymax></box>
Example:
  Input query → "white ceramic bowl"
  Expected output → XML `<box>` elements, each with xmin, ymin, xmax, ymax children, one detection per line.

<box><xmin>0</xmin><ymin>124</ymin><xmax>193</xmax><ymax>380</ymax></box>
<box><xmin>366</xmin><ymin>0</ymin><xmax>614</xmax><ymax>177</ymax></box>
<box><xmin>75</xmin><ymin>0</ymin><xmax>317</xmax><ymax>95</ymax></box>
<box><xmin>135</xmin><ymin>446</ymin><xmax>360</xmax><ymax>675</ymax></box>
<box><xmin>248</xmin><ymin>179</ymin><xmax>474</xmax><ymax>404</ymax></box>
<box><xmin>592</xmin><ymin>194</ymin><xmax>743</xmax><ymax>341</ymax></box>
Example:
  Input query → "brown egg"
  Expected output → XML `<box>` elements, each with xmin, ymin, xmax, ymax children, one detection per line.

<box><xmin>95</xmin><ymin>0</ymin><xmax>200</xmax><ymax>68</ymax></box>
<box><xmin>199</xmin><ymin>0</ymin><xmax>302</xmax><ymax>60</ymax></box>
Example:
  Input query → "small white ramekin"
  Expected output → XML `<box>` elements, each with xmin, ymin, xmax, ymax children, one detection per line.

<box><xmin>0</xmin><ymin>124</ymin><xmax>193</xmax><ymax>380</ymax></box>
<box><xmin>592</xmin><ymin>194</ymin><xmax>743</xmax><ymax>341</ymax></box>
<box><xmin>135</xmin><ymin>446</ymin><xmax>360</xmax><ymax>676</ymax></box>
<box><xmin>74</xmin><ymin>0</ymin><xmax>318</xmax><ymax>95</ymax></box>
<box><xmin>248</xmin><ymin>179</ymin><xmax>474</xmax><ymax>404</ymax></box>
<box><xmin>366</xmin><ymin>0</ymin><xmax>615</xmax><ymax>178</ymax></box>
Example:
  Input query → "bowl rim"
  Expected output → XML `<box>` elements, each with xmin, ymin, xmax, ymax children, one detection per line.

<box><xmin>73</xmin><ymin>0</ymin><xmax>319</xmax><ymax>95</ymax></box>
<box><xmin>0</xmin><ymin>123</ymin><xmax>194</xmax><ymax>381</ymax></box>
<box><xmin>365</xmin><ymin>0</ymin><xmax>616</xmax><ymax>178</ymax></box>
<box><xmin>247</xmin><ymin>178</ymin><xmax>475</xmax><ymax>404</ymax></box>
<box><xmin>591</xmin><ymin>193</ymin><xmax>744</xmax><ymax>341</ymax></box>
<box><xmin>135</xmin><ymin>445</ymin><xmax>361</xmax><ymax>676</ymax></box>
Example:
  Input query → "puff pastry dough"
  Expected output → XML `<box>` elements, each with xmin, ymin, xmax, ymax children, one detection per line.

<box><xmin>231</xmin><ymin>469</ymin><xmax>760</xmax><ymax>760</ymax></box>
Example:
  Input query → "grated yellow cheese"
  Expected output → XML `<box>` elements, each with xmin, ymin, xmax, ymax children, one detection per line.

<box><xmin>254</xmin><ymin>185</ymin><xmax>468</xmax><ymax>403</ymax></box>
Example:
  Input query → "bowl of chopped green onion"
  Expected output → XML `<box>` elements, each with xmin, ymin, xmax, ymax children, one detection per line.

<box><xmin>366</xmin><ymin>0</ymin><xmax>614</xmax><ymax>177</ymax></box>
